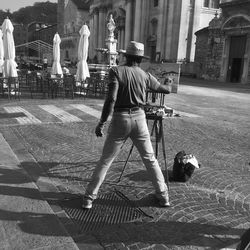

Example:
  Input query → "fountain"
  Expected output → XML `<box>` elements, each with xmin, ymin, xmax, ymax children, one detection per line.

<box><xmin>86</xmin><ymin>14</ymin><xmax>120</xmax><ymax>97</ymax></box>
<box><xmin>105</xmin><ymin>14</ymin><xmax>118</xmax><ymax>66</ymax></box>
<box><xmin>89</xmin><ymin>14</ymin><xmax>119</xmax><ymax>75</ymax></box>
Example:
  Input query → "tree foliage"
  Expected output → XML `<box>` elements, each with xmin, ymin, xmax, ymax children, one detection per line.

<box><xmin>0</xmin><ymin>2</ymin><xmax>57</xmax><ymax>26</ymax></box>
<box><xmin>0</xmin><ymin>10</ymin><xmax>12</xmax><ymax>24</ymax></box>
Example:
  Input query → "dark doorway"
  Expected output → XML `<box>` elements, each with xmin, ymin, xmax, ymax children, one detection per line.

<box><xmin>227</xmin><ymin>35</ymin><xmax>246</xmax><ymax>83</ymax></box>
<box><xmin>150</xmin><ymin>45</ymin><xmax>156</xmax><ymax>62</ymax></box>
<box><xmin>230</xmin><ymin>58</ymin><xmax>242</xmax><ymax>82</ymax></box>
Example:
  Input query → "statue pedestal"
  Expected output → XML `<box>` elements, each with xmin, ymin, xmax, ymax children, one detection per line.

<box><xmin>106</xmin><ymin>37</ymin><xmax>118</xmax><ymax>66</ymax></box>
<box><xmin>95</xmin><ymin>14</ymin><xmax>119</xmax><ymax>66</ymax></box>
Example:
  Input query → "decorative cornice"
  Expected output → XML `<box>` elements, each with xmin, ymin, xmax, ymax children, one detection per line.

<box><xmin>222</xmin><ymin>14</ymin><xmax>250</xmax><ymax>30</ymax></box>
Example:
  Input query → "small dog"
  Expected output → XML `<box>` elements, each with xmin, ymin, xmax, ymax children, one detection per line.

<box><xmin>172</xmin><ymin>151</ymin><xmax>200</xmax><ymax>182</ymax></box>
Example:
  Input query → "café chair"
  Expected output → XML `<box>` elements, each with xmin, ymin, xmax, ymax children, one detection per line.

<box><xmin>63</xmin><ymin>74</ymin><xmax>75</xmax><ymax>99</ymax></box>
<box><xmin>48</xmin><ymin>74</ymin><xmax>64</xmax><ymax>98</ymax></box>
<box><xmin>0</xmin><ymin>76</ymin><xmax>20</xmax><ymax>100</ymax></box>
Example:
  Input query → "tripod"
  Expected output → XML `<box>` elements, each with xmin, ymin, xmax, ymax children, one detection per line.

<box><xmin>117</xmin><ymin>113</ymin><xmax>170</xmax><ymax>190</ymax></box>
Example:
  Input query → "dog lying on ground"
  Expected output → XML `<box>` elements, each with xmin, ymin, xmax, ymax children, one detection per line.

<box><xmin>172</xmin><ymin>150</ymin><xmax>200</xmax><ymax>182</ymax></box>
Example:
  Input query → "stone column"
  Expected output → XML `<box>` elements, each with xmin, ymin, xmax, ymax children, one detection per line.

<box><xmin>189</xmin><ymin>0</ymin><xmax>202</xmax><ymax>62</ymax></box>
<box><xmin>241</xmin><ymin>33</ymin><xmax>250</xmax><ymax>84</ymax></box>
<box><xmin>177</xmin><ymin>1</ymin><xmax>190</xmax><ymax>61</ymax></box>
<box><xmin>89</xmin><ymin>15</ymin><xmax>94</xmax><ymax>59</ymax></box>
<box><xmin>120</xmin><ymin>28</ymin><xmax>125</xmax><ymax>49</ymax></box>
<box><xmin>98</xmin><ymin>8</ymin><xmax>105</xmax><ymax>49</ymax></box>
<box><xmin>160</xmin><ymin>0</ymin><xmax>168</xmax><ymax>59</ymax></box>
<box><xmin>93</xmin><ymin>8</ymin><xmax>99</xmax><ymax>53</ymax></box>
<box><xmin>134</xmin><ymin>0</ymin><xmax>142</xmax><ymax>41</ymax></box>
<box><xmin>171</xmin><ymin>0</ymin><xmax>183</xmax><ymax>60</ymax></box>
<box><xmin>142</xmin><ymin>0</ymin><xmax>150</xmax><ymax>55</ymax></box>
<box><xmin>157</xmin><ymin>0</ymin><xmax>165</xmax><ymax>55</ymax></box>
<box><xmin>140</xmin><ymin>0</ymin><xmax>146</xmax><ymax>42</ymax></box>
<box><xmin>165</xmin><ymin>1</ymin><xmax>174</xmax><ymax>59</ymax></box>
<box><xmin>125</xmin><ymin>0</ymin><xmax>132</xmax><ymax>47</ymax></box>
<box><xmin>219</xmin><ymin>35</ymin><xmax>230</xmax><ymax>82</ymax></box>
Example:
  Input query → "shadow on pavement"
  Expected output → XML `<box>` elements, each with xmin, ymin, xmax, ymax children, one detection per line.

<box><xmin>0</xmin><ymin>167</ymin><xmax>78</xmax><ymax>237</ymax></box>
<box><xmin>92</xmin><ymin>220</ymin><xmax>244</xmax><ymax>249</ymax></box>
<box><xmin>124</xmin><ymin>169</ymin><xmax>174</xmax><ymax>182</ymax></box>
<box><xmin>0</xmin><ymin>162</ymin><xmax>246</xmax><ymax>248</ymax></box>
<box><xmin>0</xmin><ymin>208</ymin><xmax>73</xmax><ymax>237</ymax></box>
<box><xmin>20</xmin><ymin>160</ymin><xmax>145</xmax><ymax>185</ymax></box>
<box><xmin>180</xmin><ymin>77</ymin><xmax>250</xmax><ymax>94</ymax></box>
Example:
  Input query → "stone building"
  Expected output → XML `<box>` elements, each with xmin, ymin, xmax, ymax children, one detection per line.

<box><xmin>57</xmin><ymin>0</ymin><xmax>90</xmax><ymax>64</ymax></box>
<box><xmin>195</xmin><ymin>0</ymin><xmax>250</xmax><ymax>84</ymax></box>
<box><xmin>57</xmin><ymin>0</ymin><xmax>220</xmax><ymax>69</ymax></box>
<box><xmin>87</xmin><ymin>0</ymin><xmax>220</xmax><ymax>67</ymax></box>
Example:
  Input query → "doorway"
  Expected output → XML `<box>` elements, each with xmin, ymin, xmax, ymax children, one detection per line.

<box><xmin>150</xmin><ymin>45</ymin><xmax>156</xmax><ymax>62</ymax></box>
<box><xmin>230</xmin><ymin>58</ymin><xmax>242</xmax><ymax>82</ymax></box>
<box><xmin>227</xmin><ymin>35</ymin><xmax>246</xmax><ymax>82</ymax></box>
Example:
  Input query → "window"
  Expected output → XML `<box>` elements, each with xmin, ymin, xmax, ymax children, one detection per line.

<box><xmin>203</xmin><ymin>0</ymin><xmax>220</xmax><ymax>8</ymax></box>
<box><xmin>211</xmin><ymin>0</ymin><xmax>220</xmax><ymax>9</ymax></box>
<box><xmin>153</xmin><ymin>0</ymin><xmax>159</xmax><ymax>7</ymax></box>
<box><xmin>151</xmin><ymin>18</ymin><xmax>158</xmax><ymax>36</ymax></box>
<box><xmin>203</xmin><ymin>0</ymin><xmax>209</xmax><ymax>7</ymax></box>
<box><xmin>65</xmin><ymin>50</ymin><xmax>69</xmax><ymax>59</ymax></box>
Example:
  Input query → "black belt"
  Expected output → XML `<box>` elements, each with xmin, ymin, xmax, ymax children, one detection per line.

<box><xmin>114</xmin><ymin>106</ymin><xmax>142</xmax><ymax>113</ymax></box>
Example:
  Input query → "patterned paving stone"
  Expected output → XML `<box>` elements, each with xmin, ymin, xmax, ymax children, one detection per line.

<box><xmin>0</xmin><ymin>84</ymin><xmax>249</xmax><ymax>249</ymax></box>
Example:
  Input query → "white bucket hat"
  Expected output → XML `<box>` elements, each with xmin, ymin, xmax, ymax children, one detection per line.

<box><xmin>122</xmin><ymin>41</ymin><xmax>149</xmax><ymax>59</ymax></box>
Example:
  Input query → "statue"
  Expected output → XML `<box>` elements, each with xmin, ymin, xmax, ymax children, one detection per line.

<box><xmin>95</xmin><ymin>13</ymin><xmax>118</xmax><ymax>66</ymax></box>
<box><xmin>107</xmin><ymin>14</ymin><xmax>116</xmax><ymax>38</ymax></box>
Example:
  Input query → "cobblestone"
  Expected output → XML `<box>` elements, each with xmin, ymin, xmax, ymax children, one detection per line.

<box><xmin>0</xmin><ymin>81</ymin><xmax>250</xmax><ymax>249</ymax></box>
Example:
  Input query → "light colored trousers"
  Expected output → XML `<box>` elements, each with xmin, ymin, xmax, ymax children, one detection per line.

<box><xmin>86</xmin><ymin>109</ymin><xmax>168</xmax><ymax>199</ymax></box>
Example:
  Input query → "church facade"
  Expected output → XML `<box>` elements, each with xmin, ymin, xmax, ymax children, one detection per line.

<box><xmin>87</xmin><ymin>0</ymin><xmax>220</xmax><ymax>66</ymax></box>
<box><xmin>57</xmin><ymin>0</ymin><xmax>220</xmax><ymax>70</ymax></box>
<box><xmin>195</xmin><ymin>0</ymin><xmax>250</xmax><ymax>84</ymax></box>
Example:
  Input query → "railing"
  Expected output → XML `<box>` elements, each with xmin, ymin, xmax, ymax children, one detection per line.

<box><xmin>0</xmin><ymin>69</ymin><xmax>109</xmax><ymax>100</ymax></box>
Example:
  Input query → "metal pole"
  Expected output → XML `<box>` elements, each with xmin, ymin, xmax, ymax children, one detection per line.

<box><xmin>117</xmin><ymin>144</ymin><xmax>134</xmax><ymax>183</ymax></box>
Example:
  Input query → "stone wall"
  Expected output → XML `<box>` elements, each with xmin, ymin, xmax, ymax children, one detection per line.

<box><xmin>194</xmin><ymin>28</ymin><xmax>209</xmax><ymax>78</ymax></box>
<box><xmin>195</xmin><ymin>13</ymin><xmax>225</xmax><ymax>81</ymax></box>
<box><xmin>203</xmin><ymin>28</ymin><xmax>224</xmax><ymax>80</ymax></box>
<box><xmin>248</xmin><ymin>57</ymin><xmax>250</xmax><ymax>84</ymax></box>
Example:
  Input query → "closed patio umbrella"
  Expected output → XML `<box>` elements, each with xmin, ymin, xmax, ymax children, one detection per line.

<box><xmin>2</xmin><ymin>17</ymin><xmax>17</xmax><ymax>77</ymax></box>
<box><xmin>76</xmin><ymin>24</ymin><xmax>90</xmax><ymax>82</ymax></box>
<box><xmin>51</xmin><ymin>32</ymin><xmax>63</xmax><ymax>76</ymax></box>
<box><xmin>0</xmin><ymin>29</ymin><xmax>4</xmax><ymax>75</ymax></box>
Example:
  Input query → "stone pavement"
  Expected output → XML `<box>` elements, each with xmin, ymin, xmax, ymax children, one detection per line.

<box><xmin>0</xmin><ymin>133</ymin><xmax>79</xmax><ymax>250</ymax></box>
<box><xmin>0</xmin><ymin>77</ymin><xmax>250</xmax><ymax>249</ymax></box>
